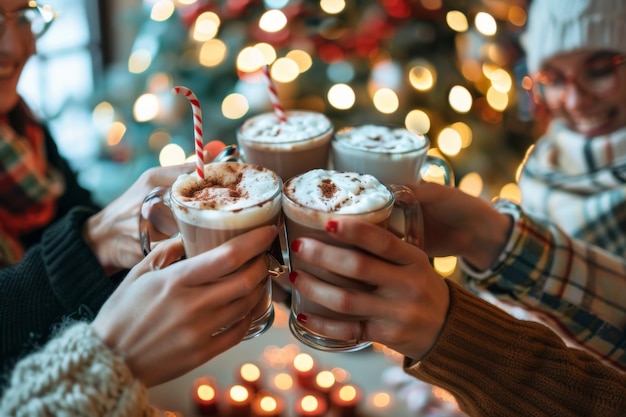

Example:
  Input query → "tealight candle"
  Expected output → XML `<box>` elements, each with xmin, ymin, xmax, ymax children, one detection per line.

<box><xmin>226</xmin><ymin>384</ymin><xmax>252</xmax><ymax>417</ymax></box>
<box><xmin>313</xmin><ymin>370</ymin><xmax>336</xmax><ymax>398</ymax></box>
<box><xmin>291</xmin><ymin>353</ymin><xmax>317</xmax><ymax>390</ymax></box>
<box><xmin>330</xmin><ymin>383</ymin><xmax>362</xmax><ymax>417</ymax></box>
<box><xmin>237</xmin><ymin>362</ymin><xmax>262</xmax><ymax>394</ymax></box>
<box><xmin>251</xmin><ymin>390</ymin><xmax>285</xmax><ymax>417</ymax></box>
<box><xmin>295</xmin><ymin>393</ymin><xmax>328</xmax><ymax>417</ymax></box>
<box><xmin>192</xmin><ymin>377</ymin><xmax>220</xmax><ymax>416</ymax></box>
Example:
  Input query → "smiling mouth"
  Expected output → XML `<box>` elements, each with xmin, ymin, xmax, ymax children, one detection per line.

<box><xmin>0</xmin><ymin>63</ymin><xmax>17</xmax><ymax>79</ymax></box>
<box><xmin>572</xmin><ymin>109</ymin><xmax>618</xmax><ymax>134</ymax></box>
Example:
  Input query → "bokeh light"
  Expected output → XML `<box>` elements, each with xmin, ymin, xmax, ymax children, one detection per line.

<box><xmin>150</xmin><ymin>0</ymin><xmax>175</xmax><ymax>21</ymax></box>
<box><xmin>328</xmin><ymin>83</ymin><xmax>355</xmax><ymax>110</ymax></box>
<box><xmin>446</xmin><ymin>10</ymin><xmax>468</xmax><ymax>32</ymax></box>
<box><xmin>222</xmin><ymin>93</ymin><xmax>249</xmax><ymax>120</ymax></box>
<box><xmin>199</xmin><ymin>39</ymin><xmax>227</xmax><ymax>67</ymax></box>
<box><xmin>475</xmin><ymin>12</ymin><xmax>497</xmax><ymax>36</ymax></box>
<box><xmin>459</xmin><ymin>172</ymin><xmax>483</xmax><ymax>197</ymax></box>
<box><xmin>259</xmin><ymin>9</ymin><xmax>287</xmax><ymax>33</ymax></box>
<box><xmin>320</xmin><ymin>0</ymin><xmax>346</xmax><ymax>14</ymax></box>
<box><xmin>193</xmin><ymin>12</ymin><xmax>220</xmax><ymax>41</ymax></box>
<box><xmin>405</xmin><ymin>109</ymin><xmax>431</xmax><ymax>135</ymax></box>
<box><xmin>372</xmin><ymin>88</ymin><xmax>399</xmax><ymax>114</ymax></box>
<box><xmin>271</xmin><ymin>57</ymin><xmax>299</xmax><ymax>82</ymax></box>
<box><xmin>133</xmin><ymin>93</ymin><xmax>160</xmax><ymax>122</ymax></box>
<box><xmin>408</xmin><ymin>60</ymin><xmax>436</xmax><ymax>92</ymax></box>
<box><xmin>448</xmin><ymin>85</ymin><xmax>473</xmax><ymax>113</ymax></box>
<box><xmin>159</xmin><ymin>143</ymin><xmax>186</xmax><ymax>166</ymax></box>
<box><xmin>128</xmin><ymin>49</ymin><xmax>152</xmax><ymax>73</ymax></box>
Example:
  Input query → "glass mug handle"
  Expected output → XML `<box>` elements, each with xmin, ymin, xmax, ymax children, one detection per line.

<box><xmin>421</xmin><ymin>151</ymin><xmax>455</xmax><ymax>187</ymax></box>
<box><xmin>139</xmin><ymin>186</ymin><xmax>174</xmax><ymax>256</ymax></box>
<box><xmin>388</xmin><ymin>184</ymin><xmax>424</xmax><ymax>249</ymax></box>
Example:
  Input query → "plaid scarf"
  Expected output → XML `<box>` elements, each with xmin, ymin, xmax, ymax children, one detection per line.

<box><xmin>0</xmin><ymin>99</ymin><xmax>65</xmax><ymax>265</ymax></box>
<box><xmin>518</xmin><ymin>120</ymin><xmax>626</xmax><ymax>257</ymax></box>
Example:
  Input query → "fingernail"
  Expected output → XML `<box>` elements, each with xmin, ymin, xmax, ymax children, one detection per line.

<box><xmin>289</xmin><ymin>271</ymin><xmax>298</xmax><ymax>283</ymax></box>
<box><xmin>291</xmin><ymin>239</ymin><xmax>302</xmax><ymax>253</ymax></box>
<box><xmin>325</xmin><ymin>220</ymin><xmax>338</xmax><ymax>233</ymax></box>
<box><xmin>297</xmin><ymin>313</ymin><xmax>308</xmax><ymax>324</ymax></box>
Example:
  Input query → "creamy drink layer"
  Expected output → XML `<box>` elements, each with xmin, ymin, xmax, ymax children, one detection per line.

<box><xmin>171</xmin><ymin>162</ymin><xmax>281</xmax><ymax>229</ymax></box>
<box><xmin>240</xmin><ymin>111</ymin><xmax>332</xmax><ymax>149</ymax></box>
<box><xmin>283</xmin><ymin>169</ymin><xmax>392</xmax><ymax>228</ymax></box>
<box><xmin>335</xmin><ymin>125</ymin><xmax>427</xmax><ymax>153</ymax></box>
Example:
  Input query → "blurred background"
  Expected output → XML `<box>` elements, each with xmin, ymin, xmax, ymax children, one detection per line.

<box><xmin>22</xmin><ymin>0</ymin><xmax>532</xmax><ymax>278</ymax></box>
<box><xmin>19</xmin><ymin>1</ymin><xmax>536</xmax><ymax>414</ymax></box>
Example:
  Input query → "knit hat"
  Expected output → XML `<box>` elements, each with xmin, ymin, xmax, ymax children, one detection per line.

<box><xmin>524</xmin><ymin>0</ymin><xmax>626</xmax><ymax>73</ymax></box>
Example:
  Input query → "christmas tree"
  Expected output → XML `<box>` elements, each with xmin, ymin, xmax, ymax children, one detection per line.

<box><xmin>85</xmin><ymin>0</ymin><xmax>533</xmax><ymax>209</ymax></box>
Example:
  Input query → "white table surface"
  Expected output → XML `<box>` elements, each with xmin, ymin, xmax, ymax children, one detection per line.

<box><xmin>148</xmin><ymin>303</ymin><xmax>464</xmax><ymax>417</ymax></box>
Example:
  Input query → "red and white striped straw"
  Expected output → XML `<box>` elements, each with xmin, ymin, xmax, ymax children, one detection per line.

<box><xmin>262</xmin><ymin>65</ymin><xmax>287</xmax><ymax>123</ymax></box>
<box><xmin>172</xmin><ymin>86</ymin><xmax>205</xmax><ymax>179</ymax></box>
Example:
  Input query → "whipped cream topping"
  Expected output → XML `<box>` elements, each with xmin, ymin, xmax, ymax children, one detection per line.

<box><xmin>334</xmin><ymin>125</ymin><xmax>427</xmax><ymax>153</ymax></box>
<box><xmin>283</xmin><ymin>169</ymin><xmax>391</xmax><ymax>214</ymax></box>
<box><xmin>171</xmin><ymin>162</ymin><xmax>281</xmax><ymax>228</ymax></box>
<box><xmin>239</xmin><ymin>111</ymin><xmax>333</xmax><ymax>144</ymax></box>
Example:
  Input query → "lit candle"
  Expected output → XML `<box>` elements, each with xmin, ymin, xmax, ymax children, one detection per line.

<box><xmin>330</xmin><ymin>383</ymin><xmax>362</xmax><ymax>417</ymax></box>
<box><xmin>237</xmin><ymin>362</ymin><xmax>262</xmax><ymax>394</ymax></box>
<box><xmin>226</xmin><ymin>384</ymin><xmax>252</xmax><ymax>417</ymax></box>
<box><xmin>291</xmin><ymin>353</ymin><xmax>317</xmax><ymax>390</ymax></box>
<box><xmin>191</xmin><ymin>377</ymin><xmax>220</xmax><ymax>416</ymax></box>
<box><xmin>313</xmin><ymin>370</ymin><xmax>336</xmax><ymax>398</ymax></box>
<box><xmin>251</xmin><ymin>390</ymin><xmax>285</xmax><ymax>417</ymax></box>
<box><xmin>294</xmin><ymin>393</ymin><xmax>328</xmax><ymax>417</ymax></box>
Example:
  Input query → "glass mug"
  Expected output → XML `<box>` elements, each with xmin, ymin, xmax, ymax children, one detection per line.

<box><xmin>236</xmin><ymin>110</ymin><xmax>334</xmax><ymax>181</ymax></box>
<box><xmin>139</xmin><ymin>161</ymin><xmax>283</xmax><ymax>340</ymax></box>
<box><xmin>332</xmin><ymin>124</ymin><xmax>454</xmax><ymax>187</ymax></box>
<box><xmin>282</xmin><ymin>169</ymin><xmax>422</xmax><ymax>352</ymax></box>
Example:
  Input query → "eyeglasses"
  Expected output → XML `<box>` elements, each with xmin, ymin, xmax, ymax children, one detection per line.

<box><xmin>0</xmin><ymin>2</ymin><xmax>55</xmax><ymax>38</ymax></box>
<box><xmin>533</xmin><ymin>54</ymin><xmax>626</xmax><ymax>104</ymax></box>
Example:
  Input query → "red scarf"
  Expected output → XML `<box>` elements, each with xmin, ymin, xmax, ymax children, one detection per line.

<box><xmin>0</xmin><ymin>100</ymin><xmax>64</xmax><ymax>265</ymax></box>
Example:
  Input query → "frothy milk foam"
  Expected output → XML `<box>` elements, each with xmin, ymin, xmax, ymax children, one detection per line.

<box><xmin>282</xmin><ymin>169</ymin><xmax>392</xmax><ymax>227</ymax></box>
<box><xmin>239</xmin><ymin>111</ymin><xmax>332</xmax><ymax>149</ymax></box>
<box><xmin>334</xmin><ymin>124</ymin><xmax>427</xmax><ymax>153</ymax></box>
<box><xmin>171</xmin><ymin>162</ymin><xmax>281</xmax><ymax>230</ymax></box>
<box><xmin>332</xmin><ymin>125</ymin><xmax>430</xmax><ymax>186</ymax></box>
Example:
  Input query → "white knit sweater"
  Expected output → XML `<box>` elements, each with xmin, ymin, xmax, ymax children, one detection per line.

<box><xmin>0</xmin><ymin>322</ymin><xmax>161</xmax><ymax>417</ymax></box>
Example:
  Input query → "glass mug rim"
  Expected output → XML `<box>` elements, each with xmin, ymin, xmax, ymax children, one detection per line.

<box><xmin>238</xmin><ymin>110</ymin><xmax>334</xmax><ymax>146</ymax></box>
<box><xmin>281</xmin><ymin>172</ymin><xmax>395</xmax><ymax>224</ymax></box>
<box><xmin>169</xmin><ymin>162</ymin><xmax>283</xmax><ymax>219</ymax></box>
<box><xmin>332</xmin><ymin>124</ymin><xmax>430</xmax><ymax>155</ymax></box>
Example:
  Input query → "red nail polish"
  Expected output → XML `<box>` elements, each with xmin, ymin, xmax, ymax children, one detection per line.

<box><xmin>291</xmin><ymin>239</ymin><xmax>301</xmax><ymax>253</ymax></box>
<box><xmin>289</xmin><ymin>271</ymin><xmax>298</xmax><ymax>283</ymax></box>
<box><xmin>325</xmin><ymin>220</ymin><xmax>338</xmax><ymax>233</ymax></box>
<box><xmin>297</xmin><ymin>313</ymin><xmax>308</xmax><ymax>324</ymax></box>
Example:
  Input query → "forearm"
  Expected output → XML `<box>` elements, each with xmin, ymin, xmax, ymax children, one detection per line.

<box><xmin>0</xmin><ymin>322</ymin><xmax>159</xmax><ymax>417</ymax></box>
<box><xmin>0</xmin><ymin>208</ymin><xmax>117</xmax><ymax>373</ymax></box>
<box><xmin>463</xmin><ymin>204</ymin><xmax>626</xmax><ymax>370</ymax></box>
<box><xmin>405</xmin><ymin>281</ymin><xmax>626</xmax><ymax>417</ymax></box>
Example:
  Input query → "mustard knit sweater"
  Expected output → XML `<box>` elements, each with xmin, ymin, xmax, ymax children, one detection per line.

<box><xmin>406</xmin><ymin>280</ymin><xmax>626</xmax><ymax>416</ymax></box>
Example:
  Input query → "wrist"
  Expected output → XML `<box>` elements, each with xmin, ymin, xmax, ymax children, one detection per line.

<box><xmin>83</xmin><ymin>212</ymin><xmax>120</xmax><ymax>276</ymax></box>
<box><xmin>461</xmin><ymin>199</ymin><xmax>515</xmax><ymax>271</ymax></box>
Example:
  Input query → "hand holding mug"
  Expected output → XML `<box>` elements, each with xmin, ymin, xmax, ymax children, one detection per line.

<box><xmin>282</xmin><ymin>169</ymin><xmax>423</xmax><ymax>352</ymax></box>
<box><xmin>286</xmin><ymin>216</ymin><xmax>449</xmax><ymax>361</ymax></box>
<box><xmin>139</xmin><ymin>161</ymin><xmax>284</xmax><ymax>339</ymax></box>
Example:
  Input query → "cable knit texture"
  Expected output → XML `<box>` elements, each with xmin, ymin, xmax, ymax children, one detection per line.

<box><xmin>405</xmin><ymin>280</ymin><xmax>626</xmax><ymax>417</ymax></box>
<box><xmin>0</xmin><ymin>322</ymin><xmax>159</xmax><ymax>417</ymax></box>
